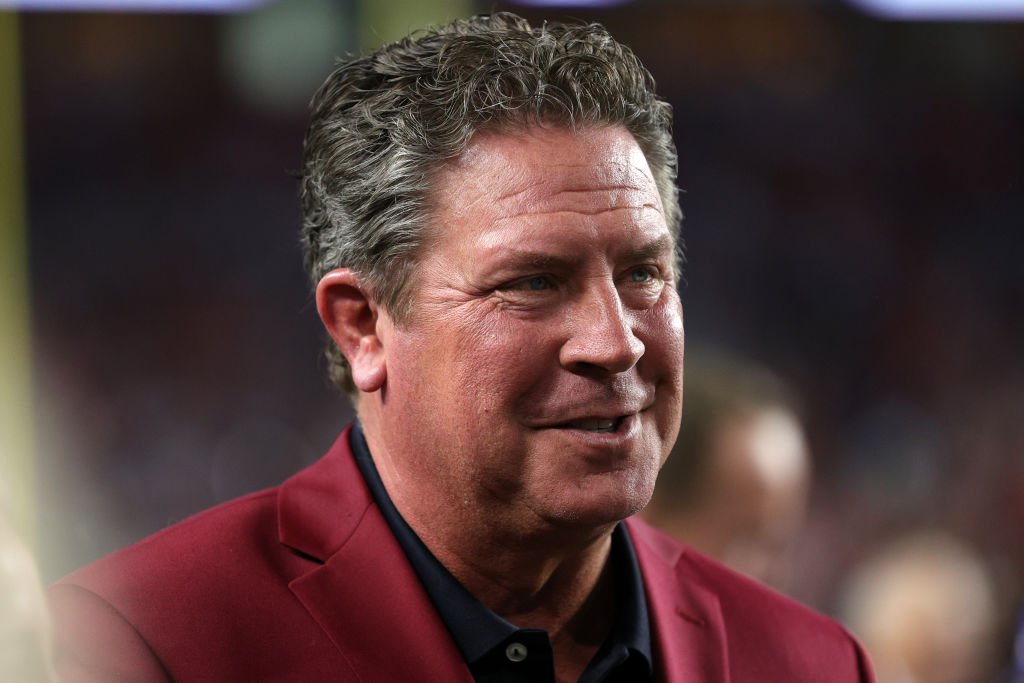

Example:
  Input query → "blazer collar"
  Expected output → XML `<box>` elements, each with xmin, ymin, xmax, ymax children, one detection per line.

<box><xmin>277</xmin><ymin>426</ymin><xmax>473</xmax><ymax>682</ymax></box>
<box><xmin>276</xmin><ymin>427</ymin><xmax>367</xmax><ymax>561</ymax></box>
<box><xmin>626</xmin><ymin>517</ymin><xmax>730</xmax><ymax>683</ymax></box>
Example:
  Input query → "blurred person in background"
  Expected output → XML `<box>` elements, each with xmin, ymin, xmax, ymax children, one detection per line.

<box><xmin>642</xmin><ymin>349</ymin><xmax>810</xmax><ymax>593</ymax></box>
<box><xmin>0</xmin><ymin>513</ymin><xmax>56</xmax><ymax>683</ymax></box>
<box><xmin>839</xmin><ymin>530</ymin><xmax>998</xmax><ymax>683</ymax></box>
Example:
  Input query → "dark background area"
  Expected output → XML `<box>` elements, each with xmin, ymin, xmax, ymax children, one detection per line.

<box><xmin>15</xmin><ymin>0</ymin><xmax>1024</xmax><ymax>672</ymax></box>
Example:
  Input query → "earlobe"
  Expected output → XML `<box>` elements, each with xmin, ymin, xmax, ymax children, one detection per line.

<box><xmin>315</xmin><ymin>269</ymin><xmax>387</xmax><ymax>393</ymax></box>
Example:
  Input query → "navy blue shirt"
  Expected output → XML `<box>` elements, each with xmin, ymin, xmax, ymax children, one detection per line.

<box><xmin>350</xmin><ymin>421</ymin><xmax>653</xmax><ymax>683</ymax></box>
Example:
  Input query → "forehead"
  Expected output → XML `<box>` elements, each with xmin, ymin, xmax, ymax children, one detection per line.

<box><xmin>429</xmin><ymin>125</ymin><xmax>666</xmax><ymax>234</ymax></box>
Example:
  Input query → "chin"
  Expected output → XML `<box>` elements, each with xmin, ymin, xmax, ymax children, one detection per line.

<box><xmin>542</xmin><ymin>485</ymin><xmax>652</xmax><ymax>530</ymax></box>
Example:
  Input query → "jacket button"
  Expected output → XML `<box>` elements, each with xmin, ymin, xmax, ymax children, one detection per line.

<box><xmin>505</xmin><ymin>642</ymin><xmax>528</xmax><ymax>662</ymax></box>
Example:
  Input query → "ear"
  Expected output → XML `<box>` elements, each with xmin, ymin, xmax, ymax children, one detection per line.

<box><xmin>315</xmin><ymin>269</ymin><xmax>387</xmax><ymax>393</ymax></box>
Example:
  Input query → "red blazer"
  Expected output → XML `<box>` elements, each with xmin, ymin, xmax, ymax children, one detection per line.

<box><xmin>51</xmin><ymin>426</ymin><xmax>873</xmax><ymax>682</ymax></box>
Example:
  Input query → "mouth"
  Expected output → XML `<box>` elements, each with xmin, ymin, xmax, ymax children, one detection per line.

<box><xmin>539</xmin><ymin>412</ymin><xmax>642</xmax><ymax>454</ymax></box>
<box><xmin>556</xmin><ymin>416</ymin><xmax>625</xmax><ymax>433</ymax></box>
<box><xmin>548</xmin><ymin>413</ymin><xmax>634</xmax><ymax>436</ymax></box>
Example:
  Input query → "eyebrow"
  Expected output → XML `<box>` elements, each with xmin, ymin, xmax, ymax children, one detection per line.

<box><xmin>486</xmin><ymin>234</ymin><xmax>676</xmax><ymax>273</ymax></box>
<box><xmin>490</xmin><ymin>249</ymin><xmax>579</xmax><ymax>272</ymax></box>
<box><xmin>624</xmin><ymin>234</ymin><xmax>675</xmax><ymax>263</ymax></box>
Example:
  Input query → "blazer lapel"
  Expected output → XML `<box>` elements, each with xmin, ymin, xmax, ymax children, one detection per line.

<box><xmin>278</xmin><ymin>427</ymin><xmax>472</xmax><ymax>682</ymax></box>
<box><xmin>627</xmin><ymin>518</ymin><xmax>730</xmax><ymax>683</ymax></box>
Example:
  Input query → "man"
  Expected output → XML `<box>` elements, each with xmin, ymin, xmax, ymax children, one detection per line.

<box><xmin>50</xmin><ymin>13</ymin><xmax>873</xmax><ymax>682</ymax></box>
<box><xmin>641</xmin><ymin>349</ymin><xmax>811</xmax><ymax>593</ymax></box>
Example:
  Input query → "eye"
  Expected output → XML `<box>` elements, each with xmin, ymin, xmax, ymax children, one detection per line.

<box><xmin>525</xmin><ymin>276</ymin><xmax>552</xmax><ymax>291</ymax></box>
<box><xmin>628</xmin><ymin>266</ymin><xmax>657</xmax><ymax>283</ymax></box>
<box><xmin>507</xmin><ymin>275</ymin><xmax>555</xmax><ymax>292</ymax></box>
<box><xmin>619</xmin><ymin>265</ymin><xmax>666</xmax><ymax>309</ymax></box>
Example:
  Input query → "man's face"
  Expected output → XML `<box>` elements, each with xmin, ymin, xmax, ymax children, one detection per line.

<box><xmin>376</xmin><ymin>125</ymin><xmax>684</xmax><ymax>532</ymax></box>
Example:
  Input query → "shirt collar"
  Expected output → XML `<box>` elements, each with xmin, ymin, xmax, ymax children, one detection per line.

<box><xmin>349</xmin><ymin>420</ymin><xmax>652</xmax><ymax>671</ymax></box>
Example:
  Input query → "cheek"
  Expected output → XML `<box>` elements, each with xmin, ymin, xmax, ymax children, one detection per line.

<box><xmin>637</xmin><ymin>298</ymin><xmax>685</xmax><ymax>449</ymax></box>
<box><xmin>661</xmin><ymin>290</ymin><xmax>686</xmax><ymax>347</ymax></box>
<box><xmin>452</xmin><ymin>314</ymin><xmax>558</xmax><ymax>400</ymax></box>
<box><xmin>637</xmin><ymin>296</ymin><xmax>685</xmax><ymax>375</ymax></box>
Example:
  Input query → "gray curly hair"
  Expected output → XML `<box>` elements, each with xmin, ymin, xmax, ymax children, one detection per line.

<box><xmin>300</xmin><ymin>12</ymin><xmax>680</xmax><ymax>395</ymax></box>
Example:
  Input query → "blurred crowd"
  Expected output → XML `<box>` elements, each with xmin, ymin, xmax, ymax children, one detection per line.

<box><xmin>8</xmin><ymin>2</ymin><xmax>1023</xmax><ymax>681</ymax></box>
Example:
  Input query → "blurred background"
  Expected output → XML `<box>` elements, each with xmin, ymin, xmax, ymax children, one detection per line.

<box><xmin>0</xmin><ymin>0</ymin><xmax>1022</xmax><ymax>680</ymax></box>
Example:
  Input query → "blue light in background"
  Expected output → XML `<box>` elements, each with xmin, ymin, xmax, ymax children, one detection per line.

<box><xmin>849</xmin><ymin>0</ymin><xmax>1024</xmax><ymax>19</ymax></box>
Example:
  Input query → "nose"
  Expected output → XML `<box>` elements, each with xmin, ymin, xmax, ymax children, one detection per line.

<box><xmin>559</xmin><ymin>282</ymin><xmax>645</xmax><ymax>375</ymax></box>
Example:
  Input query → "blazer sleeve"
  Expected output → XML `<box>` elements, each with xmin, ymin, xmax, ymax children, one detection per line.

<box><xmin>49</xmin><ymin>583</ymin><xmax>171</xmax><ymax>683</ymax></box>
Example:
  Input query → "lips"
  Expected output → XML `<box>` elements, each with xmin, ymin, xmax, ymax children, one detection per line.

<box><xmin>539</xmin><ymin>412</ymin><xmax>643</xmax><ymax>454</ymax></box>
<box><xmin>558</xmin><ymin>417</ymin><xmax>622</xmax><ymax>433</ymax></box>
<box><xmin>528</xmin><ymin>387</ymin><xmax>655</xmax><ymax>434</ymax></box>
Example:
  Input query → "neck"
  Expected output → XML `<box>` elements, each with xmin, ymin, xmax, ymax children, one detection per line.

<box><xmin>387</xmin><ymin>456</ymin><xmax>618</xmax><ymax>625</ymax></box>
<box><xmin>358</xmin><ymin>407</ymin><xmax>619</xmax><ymax>678</ymax></box>
<box><xmin>432</xmin><ymin>520</ymin><xmax>614</xmax><ymax>623</ymax></box>
<box><xmin>412</xmin><ymin>505</ymin><xmax>618</xmax><ymax>683</ymax></box>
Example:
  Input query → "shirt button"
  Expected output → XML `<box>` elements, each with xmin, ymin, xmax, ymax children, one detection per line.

<box><xmin>505</xmin><ymin>642</ymin><xmax>528</xmax><ymax>662</ymax></box>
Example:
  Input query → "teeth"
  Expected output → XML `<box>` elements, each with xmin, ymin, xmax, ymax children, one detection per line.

<box><xmin>571</xmin><ymin>418</ymin><xmax>617</xmax><ymax>432</ymax></box>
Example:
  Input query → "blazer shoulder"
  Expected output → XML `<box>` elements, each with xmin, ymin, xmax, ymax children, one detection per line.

<box><xmin>48</xmin><ymin>432</ymin><xmax>376</xmax><ymax>682</ymax></box>
<box><xmin>687</xmin><ymin>547</ymin><xmax>873</xmax><ymax>680</ymax></box>
<box><xmin>48</xmin><ymin>484</ymin><xmax>352</xmax><ymax>681</ymax></box>
<box><xmin>628</xmin><ymin>518</ymin><xmax>874</xmax><ymax>681</ymax></box>
<box><xmin>630</xmin><ymin>517</ymin><xmax>852</xmax><ymax>636</ymax></box>
<box><xmin>51</xmin><ymin>483</ymin><xmax>325</xmax><ymax>651</ymax></box>
<box><xmin>58</xmin><ymin>487</ymin><xmax>283</xmax><ymax>594</ymax></box>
